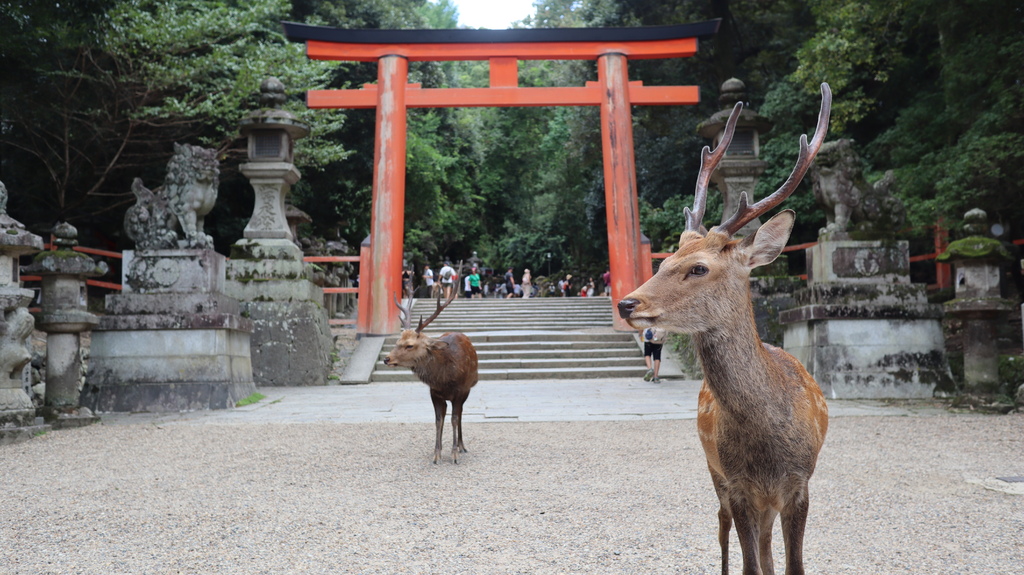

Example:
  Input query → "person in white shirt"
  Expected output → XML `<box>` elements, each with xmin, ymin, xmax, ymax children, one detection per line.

<box><xmin>438</xmin><ymin>261</ymin><xmax>455</xmax><ymax>299</ymax></box>
<box><xmin>422</xmin><ymin>265</ymin><xmax>435</xmax><ymax>297</ymax></box>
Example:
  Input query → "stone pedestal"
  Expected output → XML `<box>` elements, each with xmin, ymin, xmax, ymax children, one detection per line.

<box><xmin>84</xmin><ymin>250</ymin><xmax>256</xmax><ymax>411</ymax></box>
<box><xmin>23</xmin><ymin>224</ymin><xmax>107</xmax><ymax>427</ymax></box>
<box><xmin>781</xmin><ymin>235</ymin><xmax>953</xmax><ymax>398</ymax></box>
<box><xmin>225</xmin><ymin>239</ymin><xmax>332</xmax><ymax>386</ymax></box>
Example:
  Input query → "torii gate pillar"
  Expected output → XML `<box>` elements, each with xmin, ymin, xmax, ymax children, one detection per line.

<box><xmin>598</xmin><ymin>53</ymin><xmax>644</xmax><ymax>330</ymax></box>
<box><xmin>368</xmin><ymin>55</ymin><xmax>408</xmax><ymax>335</ymax></box>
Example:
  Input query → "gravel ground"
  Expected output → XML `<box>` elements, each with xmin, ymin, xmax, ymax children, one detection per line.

<box><xmin>1</xmin><ymin>414</ymin><xmax>1021</xmax><ymax>574</ymax></box>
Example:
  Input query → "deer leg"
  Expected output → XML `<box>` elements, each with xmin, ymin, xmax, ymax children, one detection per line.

<box><xmin>729</xmin><ymin>496</ymin><xmax>763</xmax><ymax>575</ymax></box>
<box><xmin>710</xmin><ymin>473</ymin><xmax>732</xmax><ymax>575</ymax></box>
<box><xmin>430</xmin><ymin>392</ymin><xmax>447</xmax><ymax>464</ymax></box>
<box><xmin>451</xmin><ymin>391</ymin><xmax>470</xmax><ymax>461</ymax></box>
<box><xmin>757</xmin><ymin>508</ymin><xmax>778</xmax><ymax>575</ymax></box>
<box><xmin>449</xmin><ymin>395</ymin><xmax>462</xmax><ymax>464</ymax></box>
<box><xmin>718</xmin><ymin>505</ymin><xmax>732</xmax><ymax>575</ymax></box>
<box><xmin>781</xmin><ymin>491</ymin><xmax>810</xmax><ymax>575</ymax></box>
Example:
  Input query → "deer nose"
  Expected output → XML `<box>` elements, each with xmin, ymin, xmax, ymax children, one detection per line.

<box><xmin>617</xmin><ymin>298</ymin><xmax>639</xmax><ymax>319</ymax></box>
<box><xmin>383</xmin><ymin>356</ymin><xmax>392</xmax><ymax>366</ymax></box>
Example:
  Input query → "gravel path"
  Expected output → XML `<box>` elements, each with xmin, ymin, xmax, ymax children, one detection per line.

<box><xmin>2</xmin><ymin>414</ymin><xmax>1021</xmax><ymax>574</ymax></box>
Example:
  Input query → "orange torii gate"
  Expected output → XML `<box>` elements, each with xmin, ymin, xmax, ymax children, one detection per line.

<box><xmin>283</xmin><ymin>21</ymin><xmax>720</xmax><ymax>334</ymax></box>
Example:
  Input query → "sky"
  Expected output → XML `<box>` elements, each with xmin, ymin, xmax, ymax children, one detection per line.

<box><xmin>448</xmin><ymin>0</ymin><xmax>537</xmax><ymax>29</ymax></box>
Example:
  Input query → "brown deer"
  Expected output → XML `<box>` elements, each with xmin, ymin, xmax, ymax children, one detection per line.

<box><xmin>384</xmin><ymin>291</ymin><xmax>479</xmax><ymax>464</ymax></box>
<box><xmin>618</xmin><ymin>84</ymin><xmax>832</xmax><ymax>575</ymax></box>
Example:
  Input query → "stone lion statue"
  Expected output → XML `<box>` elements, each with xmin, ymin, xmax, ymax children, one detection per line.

<box><xmin>124</xmin><ymin>143</ymin><xmax>219</xmax><ymax>249</ymax></box>
<box><xmin>125</xmin><ymin>177</ymin><xmax>179</xmax><ymax>250</ymax></box>
<box><xmin>809</xmin><ymin>139</ymin><xmax>906</xmax><ymax>236</ymax></box>
<box><xmin>165</xmin><ymin>143</ymin><xmax>219</xmax><ymax>249</ymax></box>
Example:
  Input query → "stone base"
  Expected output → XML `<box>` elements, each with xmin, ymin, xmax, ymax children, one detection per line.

<box><xmin>81</xmin><ymin>380</ymin><xmax>257</xmax><ymax>413</ymax></box>
<box><xmin>0</xmin><ymin>423</ymin><xmax>52</xmax><ymax>446</ymax></box>
<box><xmin>783</xmin><ymin>315</ymin><xmax>953</xmax><ymax>399</ymax></box>
<box><xmin>37</xmin><ymin>406</ymin><xmax>101</xmax><ymax>429</ymax></box>
<box><xmin>0</xmin><ymin>385</ymin><xmax>36</xmax><ymax>427</ymax></box>
<box><xmin>243</xmin><ymin>300</ymin><xmax>332</xmax><ymax>386</ymax></box>
<box><xmin>85</xmin><ymin>325</ymin><xmax>255</xmax><ymax>412</ymax></box>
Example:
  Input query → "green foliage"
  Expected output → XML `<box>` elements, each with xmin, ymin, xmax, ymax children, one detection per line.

<box><xmin>236</xmin><ymin>392</ymin><xmax>267</xmax><ymax>407</ymax></box>
<box><xmin>4</xmin><ymin>0</ymin><xmax>1023</xmax><ymax>282</ymax></box>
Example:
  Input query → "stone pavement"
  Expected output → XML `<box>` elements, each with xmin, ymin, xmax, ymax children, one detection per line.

<box><xmin>96</xmin><ymin>377</ymin><xmax>949</xmax><ymax>427</ymax></box>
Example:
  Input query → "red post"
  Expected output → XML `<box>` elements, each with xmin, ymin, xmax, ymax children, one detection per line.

<box><xmin>935</xmin><ymin>220</ymin><xmax>951</xmax><ymax>290</ymax></box>
<box><xmin>368</xmin><ymin>55</ymin><xmax>409</xmax><ymax>335</ymax></box>
<box><xmin>640</xmin><ymin>233</ymin><xmax>653</xmax><ymax>283</ymax></box>
<box><xmin>598</xmin><ymin>53</ymin><xmax>644</xmax><ymax>330</ymax></box>
<box><xmin>356</xmin><ymin>236</ymin><xmax>373</xmax><ymax>335</ymax></box>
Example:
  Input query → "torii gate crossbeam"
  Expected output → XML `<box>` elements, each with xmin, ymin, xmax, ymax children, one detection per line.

<box><xmin>284</xmin><ymin>21</ymin><xmax>720</xmax><ymax>334</ymax></box>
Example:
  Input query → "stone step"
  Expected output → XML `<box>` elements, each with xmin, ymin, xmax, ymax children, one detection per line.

<box><xmin>474</xmin><ymin>347</ymin><xmax>643</xmax><ymax>359</ymax></box>
<box><xmin>372</xmin><ymin>365</ymin><xmax>650</xmax><ymax>382</ymax></box>
<box><xmin>376</xmin><ymin>355</ymin><xmax>643</xmax><ymax>371</ymax></box>
<box><xmin>369</xmin><ymin>298</ymin><xmax>646</xmax><ymax>382</ymax></box>
<box><xmin>383</xmin><ymin>332</ymin><xmax>635</xmax><ymax>344</ymax></box>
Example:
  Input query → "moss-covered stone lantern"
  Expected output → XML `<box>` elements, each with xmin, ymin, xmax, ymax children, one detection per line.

<box><xmin>23</xmin><ymin>222</ymin><xmax>107</xmax><ymax>426</ymax></box>
<box><xmin>937</xmin><ymin>208</ymin><xmax>1014</xmax><ymax>395</ymax></box>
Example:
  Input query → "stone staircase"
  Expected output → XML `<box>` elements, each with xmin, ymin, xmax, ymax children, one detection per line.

<box><xmin>372</xmin><ymin>297</ymin><xmax>648</xmax><ymax>382</ymax></box>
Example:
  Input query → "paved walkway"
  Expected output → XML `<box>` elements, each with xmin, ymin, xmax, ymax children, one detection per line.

<box><xmin>97</xmin><ymin>377</ymin><xmax>949</xmax><ymax>427</ymax></box>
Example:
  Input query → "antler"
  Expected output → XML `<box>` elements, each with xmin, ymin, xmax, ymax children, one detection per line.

<box><xmin>394</xmin><ymin>292</ymin><xmax>412</xmax><ymax>330</ymax></box>
<box><xmin>686</xmin><ymin>101</ymin><xmax>743</xmax><ymax>233</ymax></box>
<box><xmin>715</xmin><ymin>83</ymin><xmax>832</xmax><ymax>237</ymax></box>
<box><xmin>416</xmin><ymin>289</ymin><xmax>457</xmax><ymax>333</ymax></box>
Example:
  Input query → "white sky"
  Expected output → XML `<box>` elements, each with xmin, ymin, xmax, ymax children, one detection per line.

<box><xmin>448</xmin><ymin>0</ymin><xmax>536</xmax><ymax>29</ymax></box>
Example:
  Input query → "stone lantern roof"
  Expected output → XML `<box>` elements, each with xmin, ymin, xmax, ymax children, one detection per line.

<box><xmin>239</xmin><ymin>77</ymin><xmax>310</xmax><ymax>141</ymax></box>
<box><xmin>696</xmin><ymin>78</ymin><xmax>773</xmax><ymax>140</ymax></box>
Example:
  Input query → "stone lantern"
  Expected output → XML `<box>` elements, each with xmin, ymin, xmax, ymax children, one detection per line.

<box><xmin>696</xmin><ymin>78</ymin><xmax>774</xmax><ymax>236</ymax></box>
<box><xmin>0</xmin><ymin>181</ymin><xmax>48</xmax><ymax>442</ymax></box>
<box><xmin>225</xmin><ymin>78</ymin><xmax>332</xmax><ymax>387</ymax></box>
<box><xmin>938</xmin><ymin>208</ymin><xmax>1015</xmax><ymax>395</ymax></box>
<box><xmin>237</xmin><ymin>77</ymin><xmax>309</xmax><ymax>242</ymax></box>
<box><xmin>22</xmin><ymin>222</ymin><xmax>107</xmax><ymax>427</ymax></box>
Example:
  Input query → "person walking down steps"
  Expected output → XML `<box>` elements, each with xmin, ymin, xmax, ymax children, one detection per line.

<box><xmin>641</xmin><ymin>326</ymin><xmax>666</xmax><ymax>383</ymax></box>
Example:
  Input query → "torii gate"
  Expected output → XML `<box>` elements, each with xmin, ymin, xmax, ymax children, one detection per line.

<box><xmin>283</xmin><ymin>21</ymin><xmax>720</xmax><ymax>334</ymax></box>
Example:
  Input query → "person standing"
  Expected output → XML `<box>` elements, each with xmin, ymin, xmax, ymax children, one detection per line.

<box><xmin>641</xmin><ymin>326</ymin><xmax>666</xmax><ymax>383</ymax></box>
<box><xmin>422</xmin><ymin>264</ymin><xmax>435</xmax><ymax>297</ymax></box>
<box><xmin>463</xmin><ymin>271</ymin><xmax>473</xmax><ymax>299</ymax></box>
<box><xmin>439</xmin><ymin>261</ymin><xmax>455</xmax><ymax>299</ymax></box>
<box><xmin>469</xmin><ymin>267</ymin><xmax>482</xmax><ymax>298</ymax></box>
<box><xmin>402</xmin><ymin>267</ymin><xmax>413</xmax><ymax>299</ymax></box>
<box><xmin>602</xmin><ymin>268</ymin><xmax>611</xmax><ymax>296</ymax></box>
<box><xmin>504</xmin><ymin>267</ymin><xmax>517</xmax><ymax>299</ymax></box>
<box><xmin>521</xmin><ymin>268</ymin><xmax>532</xmax><ymax>298</ymax></box>
<box><xmin>562</xmin><ymin>274</ymin><xmax>573</xmax><ymax>297</ymax></box>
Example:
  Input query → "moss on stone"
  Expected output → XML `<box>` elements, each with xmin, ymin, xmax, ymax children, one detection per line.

<box><xmin>936</xmin><ymin>236</ymin><xmax>1012</xmax><ymax>262</ymax></box>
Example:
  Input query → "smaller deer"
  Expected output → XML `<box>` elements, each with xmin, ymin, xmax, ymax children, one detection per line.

<box><xmin>618</xmin><ymin>84</ymin><xmax>832</xmax><ymax>575</ymax></box>
<box><xmin>384</xmin><ymin>292</ymin><xmax>479</xmax><ymax>464</ymax></box>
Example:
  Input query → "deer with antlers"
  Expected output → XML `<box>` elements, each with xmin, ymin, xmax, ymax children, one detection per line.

<box><xmin>384</xmin><ymin>291</ymin><xmax>479</xmax><ymax>464</ymax></box>
<box><xmin>618</xmin><ymin>84</ymin><xmax>832</xmax><ymax>575</ymax></box>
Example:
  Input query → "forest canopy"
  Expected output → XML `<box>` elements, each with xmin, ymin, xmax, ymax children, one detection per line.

<box><xmin>1</xmin><ymin>0</ymin><xmax>1021</xmax><ymax>278</ymax></box>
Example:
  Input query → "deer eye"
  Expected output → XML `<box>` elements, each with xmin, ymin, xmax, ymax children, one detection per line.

<box><xmin>689</xmin><ymin>264</ymin><xmax>709</xmax><ymax>277</ymax></box>
<box><xmin>405</xmin><ymin>345</ymin><xmax>414</xmax><ymax>350</ymax></box>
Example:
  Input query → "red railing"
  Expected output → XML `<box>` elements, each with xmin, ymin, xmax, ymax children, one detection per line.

<box><xmin>21</xmin><ymin>245</ymin><xmax>363</xmax><ymax>325</ymax></box>
<box><xmin>650</xmin><ymin>225</ymin><xmax>969</xmax><ymax>290</ymax></box>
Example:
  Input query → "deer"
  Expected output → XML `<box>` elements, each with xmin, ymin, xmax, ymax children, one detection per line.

<box><xmin>384</xmin><ymin>291</ymin><xmax>479</xmax><ymax>464</ymax></box>
<box><xmin>617</xmin><ymin>83</ymin><xmax>833</xmax><ymax>575</ymax></box>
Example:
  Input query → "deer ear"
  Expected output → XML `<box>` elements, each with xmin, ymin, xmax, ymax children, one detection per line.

<box><xmin>429</xmin><ymin>340</ymin><xmax>450</xmax><ymax>351</ymax></box>
<box><xmin>739</xmin><ymin>210</ymin><xmax>795</xmax><ymax>269</ymax></box>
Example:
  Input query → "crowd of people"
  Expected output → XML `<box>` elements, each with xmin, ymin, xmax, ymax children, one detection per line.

<box><xmin>402</xmin><ymin>262</ymin><xmax>613</xmax><ymax>300</ymax></box>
